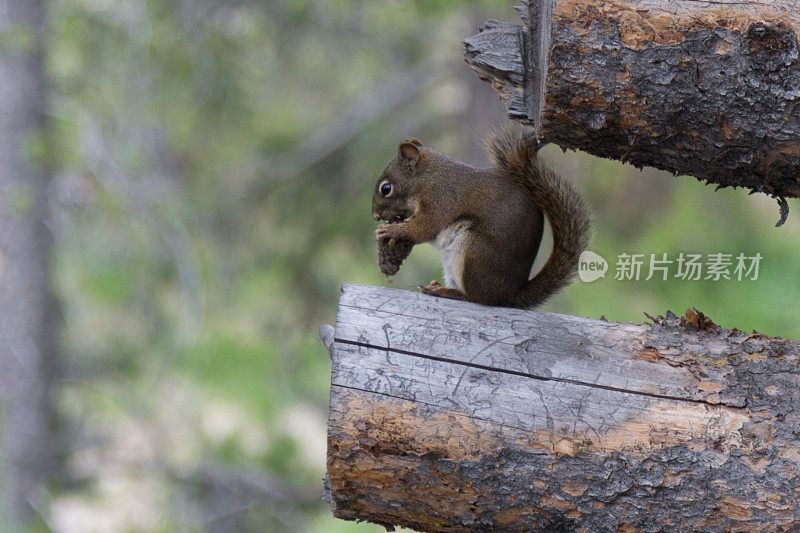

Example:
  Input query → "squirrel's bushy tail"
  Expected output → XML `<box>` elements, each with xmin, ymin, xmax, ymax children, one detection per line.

<box><xmin>489</xmin><ymin>129</ymin><xmax>591</xmax><ymax>309</ymax></box>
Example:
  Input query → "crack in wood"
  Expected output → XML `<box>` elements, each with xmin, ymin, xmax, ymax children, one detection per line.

<box><xmin>333</xmin><ymin>337</ymin><xmax>745</xmax><ymax>411</ymax></box>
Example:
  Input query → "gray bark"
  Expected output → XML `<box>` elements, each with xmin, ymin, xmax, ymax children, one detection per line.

<box><xmin>326</xmin><ymin>284</ymin><xmax>800</xmax><ymax>532</ymax></box>
<box><xmin>464</xmin><ymin>0</ymin><xmax>800</xmax><ymax>215</ymax></box>
<box><xmin>0</xmin><ymin>0</ymin><xmax>58</xmax><ymax>524</ymax></box>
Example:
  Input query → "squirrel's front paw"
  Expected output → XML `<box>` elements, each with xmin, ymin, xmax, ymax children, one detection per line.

<box><xmin>376</xmin><ymin>222</ymin><xmax>408</xmax><ymax>248</ymax></box>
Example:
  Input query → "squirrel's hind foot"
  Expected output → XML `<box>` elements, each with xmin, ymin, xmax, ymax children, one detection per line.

<box><xmin>419</xmin><ymin>280</ymin><xmax>465</xmax><ymax>301</ymax></box>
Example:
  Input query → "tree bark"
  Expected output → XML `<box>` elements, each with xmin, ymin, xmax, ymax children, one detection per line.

<box><xmin>0</xmin><ymin>0</ymin><xmax>58</xmax><ymax>524</ymax></box>
<box><xmin>464</xmin><ymin>0</ymin><xmax>800</xmax><ymax>209</ymax></box>
<box><xmin>326</xmin><ymin>284</ymin><xmax>800</xmax><ymax>532</ymax></box>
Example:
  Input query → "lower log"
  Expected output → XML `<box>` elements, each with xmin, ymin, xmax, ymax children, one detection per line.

<box><xmin>326</xmin><ymin>284</ymin><xmax>800</xmax><ymax>532</ymax></box>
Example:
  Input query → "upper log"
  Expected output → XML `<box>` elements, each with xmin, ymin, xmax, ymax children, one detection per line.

<box><xmin>464</xmin><ymin>0</ymin><xmax>800</xmax><ymax>204</ymax></box>
<box><xmin>326</xmin><ymin>284</ymin><xmax>800</xmax><ymax>532</ymax></box>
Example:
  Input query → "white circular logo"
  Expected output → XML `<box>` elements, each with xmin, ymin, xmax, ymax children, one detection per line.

<box><xmin>578</xmin><ymin>251</ymin><xmax>607</xmax><ymax>283</ymax></box>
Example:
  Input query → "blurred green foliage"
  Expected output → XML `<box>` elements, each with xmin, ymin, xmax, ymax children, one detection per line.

<box><xmin>43</xmin><ymin>0</ymin><xmax>800</xmax><ymax>531</ymax></box>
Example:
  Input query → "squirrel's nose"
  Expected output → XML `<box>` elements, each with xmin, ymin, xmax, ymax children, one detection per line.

<box><xmin>372</xmin><ymin>211</ymin><xmax>380</xmax><ymax>221</ymax></box>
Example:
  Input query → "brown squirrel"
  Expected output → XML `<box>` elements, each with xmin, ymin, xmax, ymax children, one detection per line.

<box><xmin>372</xmin><ymin>129</ymin><xmax>590</xmax><ymax>308</ymax></box>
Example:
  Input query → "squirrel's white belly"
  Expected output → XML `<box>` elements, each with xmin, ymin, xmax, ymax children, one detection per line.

<box><xmin>434</xmin><ymin>221</ymin><xmax>471</xmax><ymax>291</ymax></box>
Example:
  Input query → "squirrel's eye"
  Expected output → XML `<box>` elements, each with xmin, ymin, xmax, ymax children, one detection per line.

<box><xmin>380</xmin><ymin>182</ymin><xmax>393</xmax><ymax>197</ymax></box>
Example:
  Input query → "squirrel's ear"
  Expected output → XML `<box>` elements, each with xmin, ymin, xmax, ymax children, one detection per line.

<box><xmin>405</xmin><ymin>138</ymin><xmax>423</xmax><ymax>147</ymax></box>
<box><xmin>398</xmin><ymin>141</ymin><xmax>421</xmax><ymax>166</ymax></box>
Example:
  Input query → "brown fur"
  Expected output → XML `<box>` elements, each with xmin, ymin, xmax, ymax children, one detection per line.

<box><xmin>372</xmin><ymin>130</ymin><xmax>590</xmax><ymax>309</ymax></box>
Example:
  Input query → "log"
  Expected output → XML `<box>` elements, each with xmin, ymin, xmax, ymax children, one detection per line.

<box><xmin>464</xmin><ymin>0</ymin><xmax>800</xmax><ymax>210</ymax></box>
<box><xmin>326</xmin><ymin>284</ymin><xmax>800</xmax><ymax>532</ymax></box>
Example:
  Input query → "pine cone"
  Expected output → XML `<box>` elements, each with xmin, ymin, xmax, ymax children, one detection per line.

<box><xmin>378</xmin><ymin>237</ymin><xmax>414</xmax><ymax>276</ymax></box>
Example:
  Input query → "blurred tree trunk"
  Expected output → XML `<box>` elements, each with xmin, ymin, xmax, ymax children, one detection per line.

<box><xmin>0</xmin><ymin>0</ymin><xmax>58</xmax><ymax>524</ymax></box>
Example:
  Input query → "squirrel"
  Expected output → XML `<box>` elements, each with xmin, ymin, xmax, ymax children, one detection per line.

<box><xmin>372</xmin><ymin>128</ymin><xmax>590</xmax><ymax>309</ymax></box>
